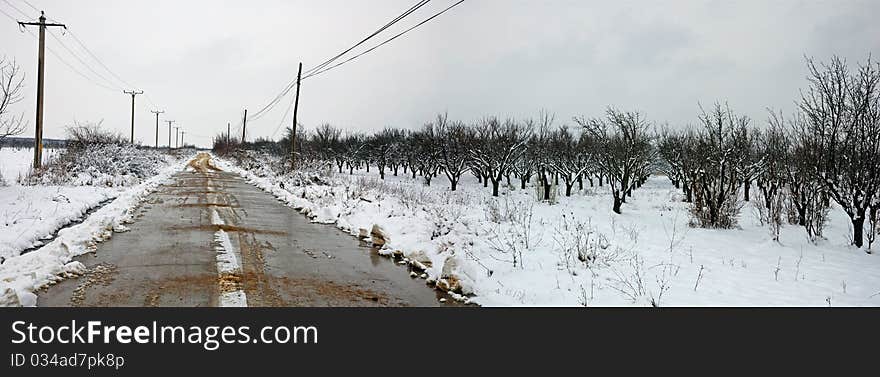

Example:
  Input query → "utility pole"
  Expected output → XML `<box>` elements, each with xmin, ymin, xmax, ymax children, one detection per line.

<box><xmin>180</xmin><ymin>131</ymin><xmax>186</xmax><ymax>148</ymax></box>
<box><xmin>291</xmin><ymin>62</ymin><xmax>302</xmax><ymax>169</ymax></box>
<box><xmin>241</xmin><ymin>109</ymin><xmax>248</xmax><ymax>144</ymax></box>
<box><xmin>165</xmin><ymin>120</ymin><xmax>175</xmax><ymax>148</ymax></box>
<box><xmin>151</xmin><ymin>110</ymin><xmax>164</xmax><ymax>148</ymax></box>
<box><xmin>18</xmin><ymin>11</ymin><xmax>66</xmax><ymax>169</ymax></box>
<box><xmin>124</xmin><ymin>90</ymin><xmax>144</xmax><ymax>144</ymax></box>
<box><xmin>227</xmin><ymin>122</ymin><xmax>231</xmax><ymax>145</ymax></box>
<box><xmin>174</xmin><ymin>126</ymin><xmax>180</xmax><ymax>148</ymax></box>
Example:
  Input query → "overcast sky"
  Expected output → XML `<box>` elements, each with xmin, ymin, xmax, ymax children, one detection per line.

<box><xmin>2</xmin><ymin>0</ymin><xmax>879</xmax><ymax>147</ymax></box>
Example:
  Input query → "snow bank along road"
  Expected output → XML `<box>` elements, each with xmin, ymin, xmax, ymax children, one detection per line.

<box><xmin>38</xmin><ymin>153</ymin><xmax>449</xmax><ymax>307</ymax></box>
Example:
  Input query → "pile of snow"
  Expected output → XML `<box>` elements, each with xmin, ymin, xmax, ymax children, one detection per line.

<box><xmin>217</xmin><ymin>151</ymin><xmax>880</xmax><ymax>307</ymax></box>
<box><xmin>0</xmin><ymin>186</ymin><xmax>117</xmax><ymax>261</ymax></box>
<box><xmin>20</xmin><ymin>143</ymin><xmax>179</xmax><ymax>187</ymax></box>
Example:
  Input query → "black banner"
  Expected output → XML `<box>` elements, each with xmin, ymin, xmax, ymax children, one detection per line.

<box><xmin>1</xmin><ymin>308</ymin><xmax>876</xmax><ymax>375</ymax></box>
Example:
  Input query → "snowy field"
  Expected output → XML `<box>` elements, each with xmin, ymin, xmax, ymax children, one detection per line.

<box><xmin>218</xmin><ymin>154</ymin><xmax>880</xmax><ymax>307</ymax></box>
<box><xmin>0</xmin><ymin>146</ymin><xmax>191</xmax><ymax>306</ymax></box>
<box><xmin>0</xmin><ymin>147</ymin><xmax>61</xmax><ymax>185</ymax></box>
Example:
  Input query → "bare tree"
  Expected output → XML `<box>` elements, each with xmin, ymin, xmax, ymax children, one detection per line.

<box><xmin>688</xmin><ymin>103</ymin><xmax>749</xmax><ymax>228</ymax></box>
<box><xmin>576</xmin><ymin>108</ymin><xmax>654</xmax><ymax>214</ymax></box>
<box><xmin>434</xmin><ymin>114</ymin><xmax>473</xmax><ymax>191</ymax></box>
<box><xmin>469</xmin><ymin>117</ymin><xmax>531</xmax><ymax>197</ymax></box>
<box><xmin>0</xmin><ymin>57</ymin><xmax>26</xmax><ymax>145</ymax></box>
<box><xmin>798</xmin><ymin>56</ymin><xmax>880</xmax><ymax>249</ymax></box>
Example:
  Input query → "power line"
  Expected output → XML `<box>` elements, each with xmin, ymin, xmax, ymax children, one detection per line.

<box><xmin>246</xmin><ymin>0</ymin><xmax>431</xmax><ymax>123</ymax></box>
<box><xmin>0</xmin><ymin>5</ymin><xmax>18</xmax><ymax>22</ymax></box>
<box><xmin>305</xmin><ymin>0</ymin><xmax>465</xmax><ymax>80</ymax></box>
<box><xmin>19</xmin><ymin>0</ymin><xmax>38</xmax><ymax>13</ymax></box>
<box><xmin>303</xmin><ymin>0</ymin><xmax>430</xmax><ymax>76</ymax></box>
<box><xmin>65</xmin><ymin>29</ymin><xmax>137</xmax><ymax>89</ymax></box>
<box><xmin>1</xmin><ymin>0</ymin><xmax>27</xmax><ymax>18</ymax></box>
<box><xmin>14</xmin><ymin>22</ymin><xmax>119</xmax><ymax>91</ymax></box>
<box><xmin>47</xmin><ymin>28</ymin><xmax>124</xmax><ymax>90</ymax></box>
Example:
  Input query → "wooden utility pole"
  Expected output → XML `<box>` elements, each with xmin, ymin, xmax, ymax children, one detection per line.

<box><xmin>180</xmin><ymin>131</ymin><xmax>186</xmax><ymax>147</ymax></box>
<box><xmin>227</xmin><ymin>122</ymin><xmax>231</xmax><ymax>144</ymax></box>
<box><xmin>241</xmin><ymin>109</ymin><xmax>248</xmax><ymax>143</ymax></box>
<box><xmin>174</xmin><ymin>126</ymin><xmax>180</xmax><ymax>148</ymax></box>
<box><xmin>165</xmin><ymin>120</ymin><xmax>175</xmax><ymax>148</ymax></box>
<box><xmin>18</xmin><ymin>12</ymin><xmax>66</xmax><ymax>169</ymax></box>
<box><xmin>291</xmin><ymin>62</ymin><xmax>302</xmax><ymax>169</ymax></box>
<box><xmin>151</xmin><ymin>110</ymin><xmax>164</xmax><ymax>148</ymax></box>
<box><xmin>124</xmin><ymin>90</ymin><xmax>144</xmax><ymax>144</ymax></box>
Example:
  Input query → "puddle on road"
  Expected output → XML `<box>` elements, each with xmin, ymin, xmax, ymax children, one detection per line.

<box><xmin>175</xmin><ymin>203</ymin><xmax>239</xmax><ymax>208</ymax></box>
<box><xmin>168</xmin><ymin>224</ymin><xmax>288</xmax><ymax>236</ymax></box>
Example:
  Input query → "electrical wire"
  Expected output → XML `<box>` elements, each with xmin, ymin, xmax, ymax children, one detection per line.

<box><xmin>304</xmin><ymin>0</ymin><xmax>465</xmax><ymax>80</ymax></box>
<box><xmin>19</xmin><ymin>0</ymin><xmax>38</xmax><ymax>13</ymax></box>
<box><xmin>303</xmin><ymin>0</ymin><xmax>430</xmax><ymax>76</ymax></box>
<box><xmin>47</xmin><ymin>28</ymin><xmax>124</xmax><ymax>90</ymax></box>
<box><xmin>1</xmin><ymin>0</ymin><xmax>27</xmax><ymax>18</ymax></box>
<box><xmin>246</xmin><ymin>0</ymin><xmax>431</xmax><ymax>122</ymax></box>
<box><xmin>65</xmin><ymin>29</ymin><xmax>137</xmax><ymax>89</ymax></box>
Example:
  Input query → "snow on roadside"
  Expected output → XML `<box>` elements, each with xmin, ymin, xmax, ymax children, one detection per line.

<box><xmin>0</xmin><ymin>154</ymin><xmax>192</xmax><ymax>307</ymax></box>
<box><xmin>0</xmin><ymin>186</ymin><xmax>117</xmax><ymax>260</ymax></box>
<box><xmin>216</xmin><ymin>152</ymin><xmax>880</xmax><ymax>307</ymax></box>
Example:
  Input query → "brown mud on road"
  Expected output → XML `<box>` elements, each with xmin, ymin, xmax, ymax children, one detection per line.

<box><xmin>38</xmin><ymin>153</ymin><xmax>456</xmax><ymax>306</ymax></box>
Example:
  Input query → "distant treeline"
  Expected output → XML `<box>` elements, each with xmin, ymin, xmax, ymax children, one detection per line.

<box><xmin>0</xmin><ymin>137</ymin><xmax>67</xmax><ymax>148</ymax></box>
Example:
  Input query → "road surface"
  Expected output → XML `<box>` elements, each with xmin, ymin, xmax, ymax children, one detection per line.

<box><xmin>38</xmin><ymin>153</ymin><xmax>451</xmax><ymax>307</ymax></box>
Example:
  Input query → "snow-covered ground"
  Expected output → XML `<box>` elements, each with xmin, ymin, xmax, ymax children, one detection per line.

<box><xmin>0</xmin><ymin>147</ymin><xmax>61</xmax><ymax>185</ymax></box>
<box><xmin>218</xmin><ymin>152</ymin><xmax>880</xmax><ymax>307</ymax></box>
<box><xmin>0</xmin><ymin>146</ymin><xmax>191</xmax><ymax>306</ymax></box>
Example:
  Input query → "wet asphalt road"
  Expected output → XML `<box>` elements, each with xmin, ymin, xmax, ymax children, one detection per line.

<box><xmin>37</xmin><ymin>154</ymin><xmax>448</xmax><ymax>307</ymax></box>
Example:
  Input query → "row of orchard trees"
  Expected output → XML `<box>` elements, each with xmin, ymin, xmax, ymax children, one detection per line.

<box><xmin>217</xmin><ymin>56</ymin><xmax>880</xmax><ymax>250</ymax></box>
<box><xmin>275</xmin><ymin>108</ymin><xmax>655</xmax><ymax>214</ymax></box>
<box><xmin>660</xmin><ymin>56</ymin><xmax>880</xmax><ymax>249</ymax></box>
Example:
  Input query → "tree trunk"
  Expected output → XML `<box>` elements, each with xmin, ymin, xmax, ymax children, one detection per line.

<box><xmin>450</xmin><ymin>179</ymin><xmax>458</xmax><ymax>191</ymax></box>
<box><xmin>578</xmin><ymin>175</ymin><xmax>583</xmax><ymax>190</ymax></box>
<box><xmin>853</xmin><ymin>210</ymin><xmax>866</xmax><ymax>248</ymax></box>
<box><xmin>520</xmin><ymin>176</ymin><xmax>528</xmax><ymax>190</ymax></box>
<box><xmin>565</xmin><ymin>182</ymin><xmax>573</xmax><ymax>197</ymax></box>
<box><xmin>492</xmin><ymin>180</ymin><xmax>500</xmax><ymax>197</ymax></box>
<box><xmin>612</xmin><ymin>194</ymin><xmax>622</xmax><ymax>214</ymax></box>
<box><xmin>379</xmin><ymin>168</ymin><xmax>385</xmax><ymax>180</ymax></box>
<box><xmin>744</xmin><ymin>179</ymin><xmax>751</xmax><ymax>202</ymax></box>
<box><xmin>797</xmin><ymin>204</ymin><xmax>806</xmax><ymax>227</ymax></box>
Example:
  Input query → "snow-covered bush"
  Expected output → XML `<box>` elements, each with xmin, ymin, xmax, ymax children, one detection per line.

<box><xmin>20</xmin><ymin>123</ymin><xmax>172</xmax><ymax>187</ymax></box>
<box><xmin>553</xmin><ymin>214</ymin><xmax>613</xmax><ymax>273</ymax></box>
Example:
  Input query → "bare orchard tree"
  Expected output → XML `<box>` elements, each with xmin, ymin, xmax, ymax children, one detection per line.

<box><xmin>688</xmin><ymin>103</ymin><xmax>749</xmax><ymax>228</ymax></box>
<box><xmin>576</xmin><ymin>108</ymin><xmax>654</xmax><ymax>214</ymax></box>
<box><xmin>412</xmin><ymin>123</ymin><xmax>442</xmax><ymax>186</ymax></box>
<box><xmin>736</xmin><ymin>125</ymin><xmax>763</xmax><ymax>202</ymax></box>
<box><xmin>756</xmin><ymin>111</ymin><xmax>790</xmax><ymax>212</ymax></box>
<box><xmin>0</xmin><ymin>57</ymin><xmax>26</xmax><ymax>145</ymax></box>
<box><xmin>798</xmin><ymin>56</ymin><xmax>880</xmax><ymax>249</ymax></box>
<box><xmin>434</xmin><ymin>114</ymin><xmax>473</xmax><ymax>191</ymax></box>
<box><xmin>469</xmin><ymin>116</ymin><xmax>531</xmax><ymax>197</ymax></box>
<box><xmin>341</xmin><ymin>133</ymin><xmax>367</xmax><ymax>174</ymax></box>
<box><xmin>368</xmin><ymin>127</ymin><xmax>405</xmax><ymax>180</ymax></box>
<box><xmin>313</xmin><ymin>123</ymin><xmax>342</xmax><ymax>170</ymax></box>
<box><xmin>546</xmin><ymin>125</ymin><xmax>592</xmax><ymax>196</ymax></box>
